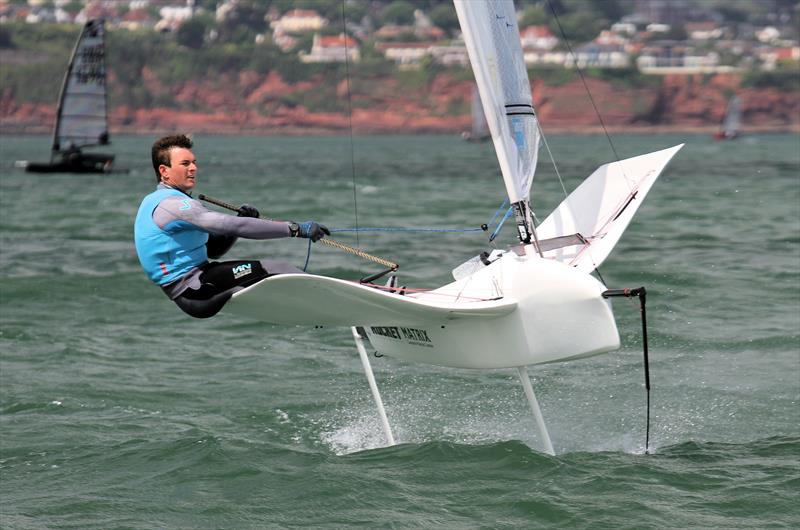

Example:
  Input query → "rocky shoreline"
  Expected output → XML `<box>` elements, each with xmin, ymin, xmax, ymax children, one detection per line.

<box><xmin>2</xmin><ymin>73</ymin><xmax>797</xmax><ymax>137</ymax></box>
<box><xmin>3</xmin><ymin>120</ymin><xmax>796</xmax><ymax>137</ymax></box>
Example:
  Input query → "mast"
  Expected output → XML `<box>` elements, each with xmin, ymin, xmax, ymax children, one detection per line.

<box><xmin>454</xmin><ymin>0</ymin><xmax>541</xmax><ymax>246</ymax></box>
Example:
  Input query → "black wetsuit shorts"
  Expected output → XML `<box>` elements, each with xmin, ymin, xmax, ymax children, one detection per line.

<box><xmin>172</xmin><ymin>260</ymin><xmax>271</xmax><ymax>319</ymax></box>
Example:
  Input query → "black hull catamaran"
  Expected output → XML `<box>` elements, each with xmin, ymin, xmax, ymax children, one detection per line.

<box><xmin>24</xmin><ymin>19</ymin><xmax>114</xmax><ymax>174</ymax></box>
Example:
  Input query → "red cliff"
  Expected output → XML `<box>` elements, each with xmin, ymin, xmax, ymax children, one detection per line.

<box><xmin>1</xmin><ymin>71</ymin><xmax>796</xmax><ymax>135</ymax></box>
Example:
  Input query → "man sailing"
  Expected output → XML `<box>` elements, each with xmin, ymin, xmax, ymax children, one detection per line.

<box><xmin>134</xmin><ymin>134</ymin><xmax>329</xmax><ymax>318</ymax></box>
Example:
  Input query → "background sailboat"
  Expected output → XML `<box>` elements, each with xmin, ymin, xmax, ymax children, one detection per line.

<box><xmin>461</xmin><ymin>84</ymin><xmax>490</xmax><ymax>142</ymax></box>
<box><xmin>713</xmin><ymin>95</ymin><xmax>741</xmax><ymax>140</ymax></box>
<box><xmin>24</xmin><ymin>19</ymin><xmax>114</xmax><ymax>173</ymax></box>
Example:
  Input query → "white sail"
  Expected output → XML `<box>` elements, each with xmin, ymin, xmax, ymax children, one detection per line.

<box><xmin>454</xmin><ymin>0</ymin><xmax>540</xmax><ymax>209</ymax></box>
<box><xmin>470</xmin><ymin>84</ymin><xmax>489</xmax><ymax>140</ymax></box>
<box><xmin>53</xmin><ymin>19</ymin><xmax>109</xmax><ymax>153</ymax></box>
<box><xmin>536</xmin><ymin>144</ymin><xmax>684</xmax><ymax>272</ymax></box>
<box><xmin>722</xmin><ymin>96</ymin><xmax>741</xmax><ymax>136</ymax></box>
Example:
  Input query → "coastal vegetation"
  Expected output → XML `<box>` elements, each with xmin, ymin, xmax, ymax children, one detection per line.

<box><xmin>1</xmin><ymin>0</ymin><xmax>797</xmax><ymax>133</ymax></box>
<box><xmin>1</xmin><ymin>20</ymin><xmax>794</xmax><ymax>116</ymax></box>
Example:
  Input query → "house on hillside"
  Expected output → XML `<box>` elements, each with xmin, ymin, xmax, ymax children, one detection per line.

<box><xmin>757</xmin><ymin>46</ymin><xmax>800</xmax><ymax>70</ymax></box>
<box><xmin>155</xmin><ymin>5</ymin><xmax>195</xmax><ymax>32</ymax></box>
<box><xmin>595</xmin><ymin>29</ymin><xmax>630</xmax><ymax>48</ymax></box>
<box><xmin>523</xmin><ymin>49</ymin><xmax>568</xmax><ymax>67</ymax></box>
<box><xmin>119</xmin><ymin>8</ymin><xmax>156</xmax><ymax>31</ymax></box>
<box><xmin>686</xmin><ymin>22</ymin><xmax>724</xmax><ymax>41</ymax></box>
<box><xmin>611</xmin><ymin>22</ymin><xmax>638</xmax><ymax>36</ymax></box>
<box><xmin>375</xmin><ymin>42</ymin><xmax>466</xmax><ymax>68</ymax></box>
<box><xmin>637</xmin><ymin>41</ymin><xmax>737</xmax><ymax>73</ymax></box>
<box><xmin>75</xmin><ymin>2</ymin><xmax>119</xmax><ymax>25</ymax></box>
<box><xmin>374</xmin><ymin>24</ymin><xmax>445</xmax><ymax>42</ymax></box>
<box><xmin>375</xmin><ymin>42</ymin><xmax>430</xmax><ymax>69</ymax></box>
<box><xmin>566</xmin><ymin>42</ymin><xmax>630</xmax><ymax>69</ymax></box>
<box><xmin>519</xmin><ymin>26</ymin><xmax>558</xmax><ymax>50</ymax></box>
<box><xmin>756</xmin><ymin>26</ymin><xmax>781</xmax><ymax>44</ymax></box>
<box><xmin>428</xmin><ymin>44</ymin><xmax>469</xmax><ymax>67</ymax></box>
<box><xmin>300</xmin><ymin>33</ymin><xmax>360</xmax><ymax>63</ymax></box>
<box><xmin>272</xmin><ymin>9</ymin><xmax>327</xmax><ymax>33</ymax></box>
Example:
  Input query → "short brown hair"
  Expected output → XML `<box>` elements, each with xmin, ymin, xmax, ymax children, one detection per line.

<box><xmin>151</xmin><ymin>134</ymin><xmax>193</xmax><ymax>182</ymax></box>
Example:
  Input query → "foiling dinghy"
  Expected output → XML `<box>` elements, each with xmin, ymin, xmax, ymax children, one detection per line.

<box><xmin>23</xmin><ymin>19</ymin><xmax>114</xmax><ymax>174</ymax></box>
<box><xmin>224</xmin><ymin>0</ymin><xmax>683</xmax><ymax>454</ymax></box>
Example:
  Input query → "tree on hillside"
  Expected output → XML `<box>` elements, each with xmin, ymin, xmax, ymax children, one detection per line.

<box><xmin>195</xmin><ymin>0</ymin><xmax>217</xmax><ymax>10</ymax></box>
<box><xmin>380</xmin><ymin>1</ymin><xmax>416</xmax><ymax>25</ymax></box>
<box><xmin>176</xmin><ymin>18</ymin><xmax>208</xmax><ymax>49</ymax></box>
<box><xmin>524</xmin><ymin>0</ymin><xmax>629</xmax><ymax>42</ymax></box>
<box><xmin>550</xmin><ymin>10</ymin><xmax>606</xmax><ymax>43</ymax></box>
<box><xmin>63</xmin><ymin>1</ymin><xmax>82</xmax><ymax>15</ymax></box>
<box><xmin>216</xmin><ymin>1</ymin><xmax>267</xmax><ymax>44</ymax></box>
<box><xmin>588</xmin><ymin>0</ymin><xmax>626</xmax><ymax>22</ymax></box>
<box><xmin>429</xmin><ymin>4</ymin><xmax>459</xmax><ymax>35</ymax></box>
<box><xmin>520</xmin><ymin>4</ymin><xmax>549</xmax><ymax>27</ymax></box>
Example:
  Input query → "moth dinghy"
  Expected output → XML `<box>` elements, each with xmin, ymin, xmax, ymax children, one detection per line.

<box><xmin>462</xmin><ymin>84</ymin><xmax>490</xmax><ymax>142</ymax></box>
<box><xmin>224</xmin><ymin>0</ymin><xmax>683</xmax><ymax>454</ymax></box>
<box><xmin>714</xmin><ymin>95</ymin><xmax>741</xmax><ymax>140</ymax></box>
<box><xmin>21</xmin><ymin>19</ymin><xmax>114</xmax><ymax>174</ymax></box>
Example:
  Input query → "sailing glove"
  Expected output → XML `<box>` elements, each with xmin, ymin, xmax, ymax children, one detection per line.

<box><xmin>237</xmin><ymin>204</ymin><xmax>260</xmax><ymax>218</ymax></box>
<box><xmin>290</xmin><ymin>221</ymin><xmax>330</xmax><ymax>242</ymax></box>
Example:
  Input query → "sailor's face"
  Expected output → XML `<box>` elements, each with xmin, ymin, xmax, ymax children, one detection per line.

<box><xmin>160</xmin><ymin>147</ymin><xmax>197</xmax><ymax>192</ymax></box>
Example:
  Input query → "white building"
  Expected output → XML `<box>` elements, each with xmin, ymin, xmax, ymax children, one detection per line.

<box><xmin>272</xmin><ymin>9</ymin><xmax>327</xmax><ymax>33</ymax></box>
<box><xmin>756</xmin><ymin>26</ymin><xmax>781</xmax><ymax>44</ymax></box>
<box><xmin>523</xmin><ymin>50</ymin><xmax>569</xmax><ymax>66</ymax></box>
<box><xmin>566</xmin><ymin>43</ymin><xmax>630</xmax><ymax>68</ymax></box>
<box><xmin>375</xmin><ymin>42</ymin><xmax>431</xmax><ymax>68</ymax></box>
<box><xmin>637</xmin><ymin>43</ymin><xmax>739</xmax><ymax>73</ymax></box>
<box><xmin>686</xmin><ymin>22</ymin><xmax>724</xmax><ymax>41</ymax></box>
<box><xmin>300</xmin><ymin>33</ymin><xmax>360</xmax><ymax>63</ymax></box>
<box><xmin>519</xmin><ymin>26</ymin><xmax>558</xmax><ymax>50</ymax></box>
<box><xmin>428</xmin><ymin>44</ymin><xmax>469</xmax><ymax>67</ymax></box>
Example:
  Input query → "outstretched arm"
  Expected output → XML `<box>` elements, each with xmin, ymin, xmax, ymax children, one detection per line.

<box><xmin>154</xmin><ymin>196</ymin><xmax>291</xmax><ymax>239</ymax></box>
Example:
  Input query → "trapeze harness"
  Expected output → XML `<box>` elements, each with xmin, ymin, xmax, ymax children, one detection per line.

<box><xmin>134</xmin><ymin>185</ymin><xmax>300</xmax><ymax>318</ymax></box>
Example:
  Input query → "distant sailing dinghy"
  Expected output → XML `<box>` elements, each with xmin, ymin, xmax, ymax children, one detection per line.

<box><xmin>713</xmin><ymin>95</ymin><xmax>741</xmax><ymax>141</ymax></box>
<box><xmin>24</xmin><ymin>20</ymin><xmax>114</xmax><ymax>174</ymax></box>
<box><xmin>225</xmin><ymin>0</ymin><xmax>683</xmax><ymax>454</ymax></box>
<box><xmin>461</xmin><ymin>84</ymin><xmax>490</xmax><ymax>142</ymax></box>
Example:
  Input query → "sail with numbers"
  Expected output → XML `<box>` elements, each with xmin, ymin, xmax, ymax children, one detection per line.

<box><xmin>25</xmin><ymin>19</ymin><xmax>114</xmax><ymax>174</ymax></box>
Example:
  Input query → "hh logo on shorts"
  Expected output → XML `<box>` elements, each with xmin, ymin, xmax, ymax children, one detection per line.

<box><xmin>232</xmin><ymin>263</ymin><xmax>252</xmax><ymax>279</ymax></box>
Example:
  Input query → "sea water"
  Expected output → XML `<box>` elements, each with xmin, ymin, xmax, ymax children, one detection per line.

<box><xmin>1</xmin><ymin>133</ymin><xmax>798</xmax><ymax>528</ymax></box>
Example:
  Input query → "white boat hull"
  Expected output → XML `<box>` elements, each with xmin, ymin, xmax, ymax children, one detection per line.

<box><xmin>228</xmin><ymin>248</ymin><xmax>619</xmax><ymax>369</ymax></box>
<box><xmin>364</xmin><ymin>251</ymin><xmax>619</xmax><ymax>368</ymax></box>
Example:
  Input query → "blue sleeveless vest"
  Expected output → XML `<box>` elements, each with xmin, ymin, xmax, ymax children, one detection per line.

<box><xmin>134</xmin><ymin>187</ymin><xmax>208</xmax><ymax>285</ymax></box>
